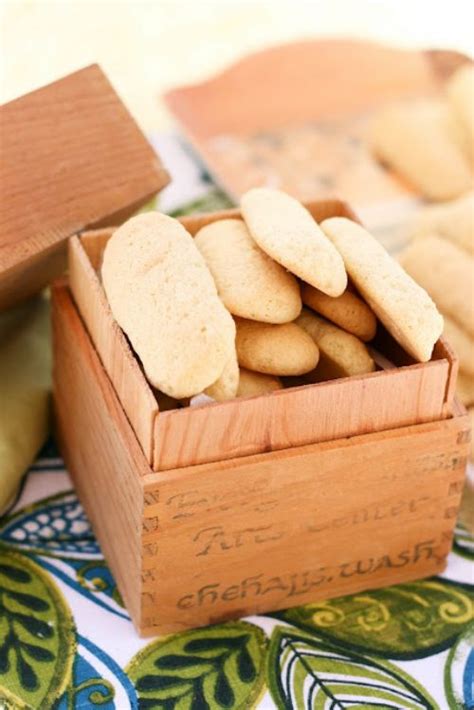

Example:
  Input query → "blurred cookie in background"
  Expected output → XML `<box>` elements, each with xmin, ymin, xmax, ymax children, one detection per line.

<box><xmin>371</xmin><ymin>99</ymin><xmax>471</xmax><ymax>201</ymax></box>
<box><xmin>447</xmin><ymin>64</ymin><xmax>474</xmax><ymax>164</ymax></box>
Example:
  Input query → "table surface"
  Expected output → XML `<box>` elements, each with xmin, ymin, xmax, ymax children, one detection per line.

<box><xmin>0</xmin><ymin>136</ymin><xmax>473</xmax><ymax>709</ymax></box>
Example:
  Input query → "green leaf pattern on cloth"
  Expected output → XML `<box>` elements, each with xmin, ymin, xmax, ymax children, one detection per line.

<box><xmin>0</xmin><ymin>490</ymin><xmax>126</xmax><ymax>620</ymax></box>
<box><xmin>0</xmin><ymin>547</ymin><xmax>75</xmax><ymax>708</ymax></box>
<box><xmin>453</xmin><ymin>520</ymin><xmax>474</xmax><ymax>561</ymax></box>
<box><xmin>279</xmin><ymin>579</ymin><xmax>474</xmax><ymax>659</ymax></box>
<box><xmin>444</xmin><ymin>621</ymin><xmax>474</xmax><ymax>710</ymax></box>
<box><xmin>168</xmin><ymin>188</ymin><xmax>234</xmax><ymax>217</ymax></box>
<box><xmin>267</xmin><ymin>626</ymin><xmax>439</xmax><ymax>709</ymax></box>
<box><xmin>126</xmin><ymin>621</ymin><xmax>267</xmax><ymax>709</ymax></box>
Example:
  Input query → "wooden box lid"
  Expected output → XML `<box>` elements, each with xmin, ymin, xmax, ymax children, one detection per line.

<box><xmin>0</xmin><ymin>64</ymin><xmax>170</xmax><ymax>311</ymax></box>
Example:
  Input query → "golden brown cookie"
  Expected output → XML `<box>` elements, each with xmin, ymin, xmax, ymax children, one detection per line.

<box><xmin>241</xmin><ymin>187</ymin><xmax>347</xmax><ymax>297</ymax></box>
<box><xmin>400</xmin><ymin>234</ymin><xmax>473</xmax><ymax>337</ymax></box>
<box><xmin>321</xmin><ymin>217</ymin><xmax>444</xmax><ymax>362</ymax></box>
<box><xmin>235</xmin><ymin>318</ymin><xmax>319</xmax><ymax>376</ymax></box>
<box><xmin>236</xmin><ymin>368</ymin><xmax>282</xmax><ymax>397</ymax></box>
<box><xmin>301</xmin><ymin>283</ymin><xmax>377</xmax><ymax>342</ymax></box>
<box><xmin>371</xmin><ymin>99</ymin><xmax>471</xmax><ymax>201</ymax></box>
<box><xmin>296</xmin><ymin>308</ymin><xmax>375</xmax><ymax>380</ymax></box>
<box><xmin>101</xmin><ymin>212</ymin><xmax>235</xmax><ymax>398</ymax></box>
<box><xmin>195</xmin><ymin>218</ymin><xmax>301</xmax><ymax>323</ymax></box>
<box><xmin>443</xmin><ymin>315</ymin><xmax>474</xmax><ymax>377</ymax></box>
<box><xmin>410</xmin><ymin>192</ymin><xmax>474</xmax><ymax>256</ymax></box>
<box><xmin>204</xmin><ymin>349</ymin><xmax>239</xmax><ymax>401</ymax></box>
<box><xmin>447</xmin><ymin>64</ymin><xmax>474</xmax><ymax>163</ymax></box>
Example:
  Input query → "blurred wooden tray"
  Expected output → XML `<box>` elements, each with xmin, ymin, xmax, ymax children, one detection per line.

<box><xmin>164</xmin><ymin>39</ymin><xmax>470</xmax><ymax>209</ymax></box>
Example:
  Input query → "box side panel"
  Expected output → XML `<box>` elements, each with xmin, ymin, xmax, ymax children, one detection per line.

<box><xmin>68</xmin><ymin>236</ymin><xmax>158</xmax><ymax>462</ymax></box>
<box><xmin>153</xmin><ymin>359</ymin><xmax>448</xmax><ymax>470</ymax></box>
<box><xmin>141</xmin><ymin>413</ymin><xmax>469</xmax><ymax>635</ymax></box>
<box><xmin>52</xmin><ymin>284</ymin><xmax>147</xmax><ymax>624</ymax></box>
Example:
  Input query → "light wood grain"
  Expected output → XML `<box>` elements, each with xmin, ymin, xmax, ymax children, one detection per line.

<box><xmin>141</xmin><ymin>430</ymin><xmax>466</xmax><ymax>632</ymax></box>
<box><xmin>52</xmin><ymin>284</ymin><xmax>146</xmax><ymax>623</ymax></box>
<box><xmin>434</xmin><ymin>337</ymin><xmax>459</xmax><ymax>418</ymax></box>
<box><xmin>70</xmin><ymin>199</ymin><xmax>457</xmax><ymax>471</ymax></box>
<box><xmin>69</xmin><ymin>234</ymin><xmax>158</xmax><ymax>461</ymax></box>
<box><xmin>0</xmin><ymin>64</ymin><xmax>169</xmax><ymax>311</ymax></box>
<box><xmin>152</xmin><ymin>361</ymin><xmax>449</xmax><ymax>470</ymax></box>
<box><xmin>142</xmin><ymin>417</ymin><xmax>465</xmax><ymax>636</ymax></box>
<box><xmin>51</xmin><ymin>282</ymin><xmax>470</xmax><ymax>635</ymax></box>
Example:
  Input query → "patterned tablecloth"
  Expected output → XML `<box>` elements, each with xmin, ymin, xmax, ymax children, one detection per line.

<box><xmin>1</xmin><ymin>136</ymin><xmax>473</xmax><ymax>709</ymax></box>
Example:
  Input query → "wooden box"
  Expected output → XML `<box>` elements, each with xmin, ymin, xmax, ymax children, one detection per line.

<box><xmin>52</xmin><ymin>200</ymin><xmax>470</xmax><ymax>636</ymax></box>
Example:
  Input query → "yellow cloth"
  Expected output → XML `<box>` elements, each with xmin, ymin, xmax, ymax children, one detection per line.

<box><xmin>0</xmin><ymin>294</ymin><xmax>51</xmax><ymax>513</ymax></box>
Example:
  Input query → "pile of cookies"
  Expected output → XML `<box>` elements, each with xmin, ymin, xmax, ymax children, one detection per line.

<box><xmin>371</xmin><ymin>61</ymin><xmax>473</xmax><ymax>457</ymax></box>
<box><xmin>101</xmin><ymin>188</ymin><xmax>443</xmax><ymax>404</ymax></box>
<box><xmin>400</xmin><ymin>191</ymin><xmax>474</xmax><ymax>456</ymax></box>
<box><xmin>372</xmin><ymin>64</ymin><xmax>473</xmax><ymax>202</ymax></box>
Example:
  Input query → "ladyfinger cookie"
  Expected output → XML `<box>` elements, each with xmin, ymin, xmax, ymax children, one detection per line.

<box><xmin>457</xmin><ymin>371</ymin><xmax>474</xmax><ymax>408</ymax></box>
<box><xmin>447</xmin><ymin>64</ymin><xmax>474</xmax><ymax>163</ymax></box>
<box><xmin>235</xmin><ymin>318</ymin><xmax>319</xmax><ymax>376</ymax></box>
<box><xmin>301</xmin><ymin>283</ymin><xmax>377</xmax><ymax>342</ymax></box>
<box><xmin>237</xmin><ymin>368</ymin><xmax>282</xmax><ymax>398</ymax></box>
<box><xmin>241</xmin><ymin>188</ymin><xmax>347</xmax><ymax>297</ymax></box>
<box><xmin>443</xmin><ymin>315</ymin><xmax>474</xmax><ymax>377</ymax></box>
<box><xmin>194</xmin><ymin>218</ymin><xmax>301</xmax><ymax>323</ymax></box>
<box><xmin>296</xmin><ymin>308</ymin><xmax>375</xmax><ymax>380</ymax></box>
<box><xmin>400</xmin><ymin>235</ymin><xmax>473</xmax><ymax>337</ymax></box>
<box><xmin>371</xmin><ymin>99</ymin><xmax>471</xmax><ymax>201</ymax></box>
<box><xmin>321</xmin><ymin>217</ymin><xmax>443</xmax><ymax>362</ymax></box>
<box><xmin>204</xmin><ymin>349</ymin><xmax>239</xmax><ymax>401</ymax></box>
<box><xmin>410</xmin><ymin>192</ymin><xmax>473</xmax><ymax>255</ymax></box>
<box><xmin>101</xmin><ymin>212</ymin><xmax>235</xmax><ymax>399</ymax></box>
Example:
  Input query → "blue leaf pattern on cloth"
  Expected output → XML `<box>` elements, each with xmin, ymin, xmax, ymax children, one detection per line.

<box><xmin>0</xmin><ymin>491</ymin><xmax>127</xmax><ymax>618</ymax></box>
<box><xmin>445</xmin><ymin>622</ymin><xmax>474</xmax><ymax>709</ymax></box>
<box><xmin>40</xmin><ymin>556</ymin><xmax>128</xmax><ymax>619</ymax></box>
<box><xmin>0</xmin><ymin>491</ymin><xmax>100</xmax><ymax>559</ymax></box>
<box><xmin>56</xmin><ymin>635</ymin><xmax>138</xmax><ymax>709</ymax></box>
